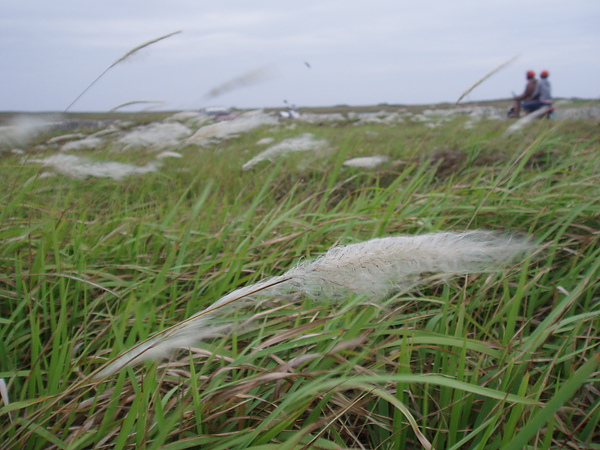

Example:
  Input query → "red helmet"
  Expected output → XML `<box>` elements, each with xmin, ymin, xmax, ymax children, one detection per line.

<box><xmin>526</xmin><ymin>70</ymin><xmax>535</xmax><ymax>78</ymax></box>
<box><xmin>540</xmin><ymin>70</ymin><xmax>549</xmax><ymax>78</ymax></box>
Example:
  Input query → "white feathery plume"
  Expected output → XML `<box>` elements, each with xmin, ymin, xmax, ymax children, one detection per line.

<box><xmin>95</xmin><ymin>231</ymin><xmax>535</xmax><ymax>378</ymax></box>
<box><xmin>504</xmin><ymin>105</ymin><xmax>553</xmax><ymax>134</ymax></box>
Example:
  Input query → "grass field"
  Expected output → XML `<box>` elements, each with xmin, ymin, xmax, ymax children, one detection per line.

<box><xmin>1</xmin><ymin>108</ymin><xmax>599</xmax><ymax>449</ymax></box>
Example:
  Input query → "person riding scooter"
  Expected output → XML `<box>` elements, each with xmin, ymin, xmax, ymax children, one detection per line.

<box><xmin>522</xmin><ymin>70</ymin><xmax>552</xmax><ymax>115</ymax></box>
<box><xmin>510</xmin><ymin>70</ymin><xmax>537</xmax><ymax>118</ymax></box>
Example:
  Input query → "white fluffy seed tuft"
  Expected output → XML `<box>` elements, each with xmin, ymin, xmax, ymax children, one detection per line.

<box><xmin>95</xmin><ymin>231</ymin><xmax>536</xmax><ymax>378</ymax></box>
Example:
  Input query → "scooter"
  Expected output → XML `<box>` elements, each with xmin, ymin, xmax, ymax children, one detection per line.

<box><xmin>507</xmin><ymin>104</ymin><xmax>554</xmax><ymax>119</ymax></box>
<box><xmin>507</xmin><ymin>94</ymin><xmax>554</xmax><ymax>119</ymax></box>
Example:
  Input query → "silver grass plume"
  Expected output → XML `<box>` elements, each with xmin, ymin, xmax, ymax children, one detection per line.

<box><xmin>64</xmin><ymin>31</ymin><xmax>182</xmax><ymax>112</ymax></box>
<box><xmin>109</xmin><ymin>100</ymin><xmax>165</xmax><ymax>112</ymax></box>
<box><xmin>203</xmin><ymin>66</ymin><xmax>274</xmax><ymax>100</ymax></box>
<box><xmin>95</xmin><ymin>231</ymin><xmax>535</xmax><ymax>378</ymax></box>
<box><xmin>455</xmin><ymin>55</ymin><xmax>519</xmax><ymax>105</ymax></box>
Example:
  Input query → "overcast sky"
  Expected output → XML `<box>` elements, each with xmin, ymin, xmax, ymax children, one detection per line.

<box><xmin>2</xmin><ymin>0</ymin><xmax>599</xmax><ymax>112</ymax></box>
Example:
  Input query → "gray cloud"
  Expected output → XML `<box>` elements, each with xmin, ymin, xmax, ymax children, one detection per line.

<box><xmin>1</xmin><ymin>0</ymin><xmax>599</xmax><ymax>111</ymax></box>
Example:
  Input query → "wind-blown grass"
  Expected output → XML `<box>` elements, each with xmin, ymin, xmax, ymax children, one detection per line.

<box><xmin>0</xmin><ymin>113</ymin><xmax>598</xmax><ymax>449</ymax></box>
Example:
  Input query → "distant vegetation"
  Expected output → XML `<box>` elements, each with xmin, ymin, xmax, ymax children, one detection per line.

<box><xmin>1</xmin><ymin>108</ymin><xmax>599</xmax><ymax>449</ymax></box>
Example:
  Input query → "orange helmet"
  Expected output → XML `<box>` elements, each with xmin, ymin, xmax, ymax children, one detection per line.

<box><xmin>526</xmin><ymin>70</ymin><xmax>535</xmax><ymax>78</ymax></box>
<box><xmin>540</xmin><ymin>70</ymin><xmax>549</xmax><ymax>78</ymax></box>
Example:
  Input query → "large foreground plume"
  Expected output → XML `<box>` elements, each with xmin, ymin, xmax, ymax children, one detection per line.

<box><xmin>96</xmin><ymin>231</ymin><xmax>535</xmax><ymax>378</ymax></box>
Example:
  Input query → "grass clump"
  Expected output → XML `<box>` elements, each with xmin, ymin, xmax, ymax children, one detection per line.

<box><xmin>0</xmin><ymin>114</ymin><xmax>599</xmax><ymax>449</ymax></box>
